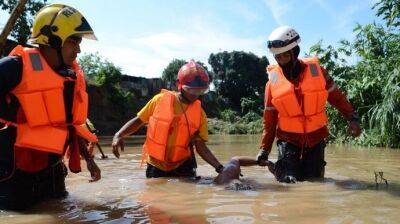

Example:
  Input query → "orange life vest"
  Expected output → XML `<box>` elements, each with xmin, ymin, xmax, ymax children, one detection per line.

<box><xmin>8</xmin><ymin>45</ymin><xmax>97</xmax><ymax>154</ymax></box>
<box><xmin>143</xmin><ymin>90</ymin><xmax>201</xmax><ymax>163</ymax></box>
<box><xmin>267</xmin><ymin>57</ymin><xmax>328</xmax><ymax>134</ymax></box>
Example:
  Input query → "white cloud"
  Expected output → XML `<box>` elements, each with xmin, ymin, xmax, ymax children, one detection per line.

<box><xmin>80</xmin><ymin>19</ymin><xmax>267</xmax><ymax>78</ymax></box>
<box><xmin>262</xmin><ymin>0</ymin><xmax>293</xmax><ymax>25</ymax></box>
<box><xmin>229</xmin><ymin>2</ymin><xmax>263</xmax><ymax>22</ymax></box>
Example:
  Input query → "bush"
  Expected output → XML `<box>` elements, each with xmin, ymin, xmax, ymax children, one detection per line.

<box><xmin>208</xmin><ymin>111</ymin><xmax>263</xmax><ymax>135</ymax></box>
<box><xmin>220</xmin><ymin>109</ymin><xmax>239</xmax><ymax>123</ymax></box>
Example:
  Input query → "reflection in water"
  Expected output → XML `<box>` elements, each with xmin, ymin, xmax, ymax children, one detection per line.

<box><xmin>1</xmin><ymin>135</ymin><xmax>400</xmax><ymax>224</ymax></box>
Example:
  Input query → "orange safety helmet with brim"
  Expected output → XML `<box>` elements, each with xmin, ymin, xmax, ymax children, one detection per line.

<box><xmin>177</xmin><ymin>60</ymin><xmax>210</xmax><ymax>96</ymax></box>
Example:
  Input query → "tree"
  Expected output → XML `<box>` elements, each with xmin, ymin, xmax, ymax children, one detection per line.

<box><xmin>78</xmin><ymin>52</ymin><xmax>129</xmax><ymax>112</ymax></box>
<box><xmin>0</xmin><ymin>0</ymin><xmax>47</xmax><ymax>44</ymax></box>
<box><xmin>78</xmin><ymin>52</ymin><xmax>102</xmax><ymax>82</ymax></box>
<box><xmin>0</xmin><ymin>0</ymin><xmax>27</xmax><ymax>53</ymax></box>
<box><xmin>208</xmin><ymin>51</ymin><xmax>269</xmax><ymax>113</ymax></box>
<box><xmin>373</xmin><ymin>0</ymin><xmax>400</xmax><ymax>28</ymax></box>
<box><xmin>308</xmin><ymin>0</ymin><xmax>400</xmax><ymax>147</ymax></box>
<box><xmin>79</xmin><ymin>52</ymin><xmax>122</xmax><ymax>87</ymax></box>
<box><xmin>161</xmin><ymin>59</ymin><xmax>186</xmax><ymax>90</ymax></box>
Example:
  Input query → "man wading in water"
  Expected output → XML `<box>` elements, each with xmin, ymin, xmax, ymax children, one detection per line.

<box><xmin>257</xmin><ymin>26</ymin><xmax>361</xmax><ymax>183</ymax></box>
<box><xmin>112</xmin><ymin>61</ymin><xmax>225</xmax><ymax>178</ymax></box>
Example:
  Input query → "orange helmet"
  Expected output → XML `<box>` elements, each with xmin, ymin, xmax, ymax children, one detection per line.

<box><xmin>177</xmin><ymin>60</ymin><xmax>209</xmax><ymax>95</ymax></box>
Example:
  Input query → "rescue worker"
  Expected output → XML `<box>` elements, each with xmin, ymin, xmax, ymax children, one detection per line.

<box><xmin>112</xmin><ymin>61</ymin><xmax>224</xmax><ymax>178</ymax></box>
<box><xmin>257</xmin><ymin>26</ymin><xmax>362</xmax><ymax>183</ymax></box>
<box><xmin>0</xmin><ymin>4</ymin><xmax>100</xmax><ymax>210</ymax></box>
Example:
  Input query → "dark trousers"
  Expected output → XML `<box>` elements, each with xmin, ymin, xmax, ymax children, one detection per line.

<box><xmin>146</xmin><ymin>159</ymin><xmax>196</xmax><ymax>178</ymax></box>
<box><xmin>0</xmin><ymin>158</ymin><xmax>68</xmax><ymax>210</ymax></box>
<box><xmin>274</xmin><ymin>140</ymin><xmax>327</xmax><ymax>182</ymax></box>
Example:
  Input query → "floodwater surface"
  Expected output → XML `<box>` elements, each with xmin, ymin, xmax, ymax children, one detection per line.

<box><xmin>1</xmin><ymin>135</ymin><xmax>400</xmax><ymax>224</ymax></box>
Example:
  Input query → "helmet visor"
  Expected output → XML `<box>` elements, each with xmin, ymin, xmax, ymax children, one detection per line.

<box><xmin>267</xmin><ymin>35</ymin><xmax>299</xmax><ymax>48</ymax></box>
<box><xmin>76</xmin><ymin>32</ymin><xmax>98</xmax><ymax>41</ymax></box>
<box><xmin>81</xmin><ymin>33</ymin><xmax>98</xmax><ymax>40</ymax></box>
<box><xmin>182</xmin><ymin>85</ymin><xmax>209</xmax><ymax>96</ymax></box>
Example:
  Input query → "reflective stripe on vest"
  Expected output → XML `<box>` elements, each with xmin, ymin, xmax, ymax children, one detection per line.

<box><xmin>9</xmin><ymin>45</ymin><xmax>97</xmax><ymax>154</ymax></box>
<box><xmin>267</xmin><ymin>57</ymin><xmax>328</xmax><ymax>133</ymax></box>
<box><xmin>143</xmin><ymin>89</ymin><xmax>201</xmax><ymax>163</ymax></box>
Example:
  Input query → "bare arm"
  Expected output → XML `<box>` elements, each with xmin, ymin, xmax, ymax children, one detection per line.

<box><xmin>112</xmin><ymin>116</ymin><xmax>144</xmax><ymax>158</ymax></box>
<box><xmin>194</xmin><ymin>139</ymin><xmax>223</xmax><ymax>170</ymax></box>
<box><xmin>323</xmin><ymin>69</ymin><xmax>361</xmax><ymax>137</ymax></box>
<box><xmin>77</xmin><ymin>136</ymin><xmax>101</xmax><ymax>182</ymax></box>
<box><xmin>233</xmin><ymin>156</ymin><xmax>258</xmax><ymax>166</ymax></box>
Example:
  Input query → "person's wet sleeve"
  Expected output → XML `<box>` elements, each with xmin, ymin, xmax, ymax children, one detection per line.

<box><xmin>260</xmin><ymin>81</ymin><xmax>278</xmax><ymax>154</ymax></box>
<box><xmin>323</xmin><ymin>68</ymin><xmax>356</xmax><ymax>120</ymax></box>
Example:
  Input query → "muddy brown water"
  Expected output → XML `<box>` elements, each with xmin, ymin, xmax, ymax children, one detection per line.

<box><xmin>1</xmin><ymin>135</ymin><xmax>399</xmax><ymax>224</ymax></box>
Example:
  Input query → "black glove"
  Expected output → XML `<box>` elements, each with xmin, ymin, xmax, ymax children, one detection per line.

<box><xmin>256</xmin><ymin>149</ymin><xmax>269</xmax><ymax>164</ymax></box>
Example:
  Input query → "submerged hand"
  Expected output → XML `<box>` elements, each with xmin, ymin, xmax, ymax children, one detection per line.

<box><xmin>86</xmin><ymin>158</ymin><xmax>101</xmax><ymax>182</ymax></box>
<box><xmin>112</xmin><ymin>134</ymin><xmax>124</xmax><ymax>158</ymax></box>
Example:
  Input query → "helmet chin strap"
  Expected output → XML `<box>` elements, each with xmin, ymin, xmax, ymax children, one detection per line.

<box><xmin>56</xmin><ymin>48</ymin><xmax>68</xmax><ymax>70</ymax></box>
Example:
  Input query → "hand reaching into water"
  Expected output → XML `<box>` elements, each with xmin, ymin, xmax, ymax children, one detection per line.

<box><xmin>112</xmin><ymin>134</ymin><xmax>125</xmax><ymax>158</ymax></box>
<box><xmin>86</xmin><ymin>158</ymin><xmax>101</xmax><ymax>182</ymax></box>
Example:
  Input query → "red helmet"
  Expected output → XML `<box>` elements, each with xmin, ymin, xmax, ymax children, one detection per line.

<box><xmin>177</xmin><ymin>60</ymin><xmax>209</xmax><ymax>95</ymax></box>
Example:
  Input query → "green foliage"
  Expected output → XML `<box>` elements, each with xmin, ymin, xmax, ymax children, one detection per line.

<box><xmin>240</xmin><ymin>97</ymin><xmax>263</xmax><ymax>115</ymax></box>
<box><xmin>0</xmin><ymin>0</ymin><xmax>47</xmax><ymax>44</ymax></box>
<box><xmin>220</xmin><ymin>109</ymin><xmax>239</xmax><ymax>123</ymax></box>
<box><xmin>161</xmin><ymin>59</ymin><xmax>186</xmax><ymax>90</ymax></box>
<box><xmin>208</xmin><ymin>110</ymin><xmax>263</xmax><ymax>135</ymax></box>
<box><xmin>367</xmin><ymin>66</ymin><xmax>400</xmax><ymax>147</ymax></box>
<box><xmin>79</xmin><ymin>52</ymin><xmax>122</xmax><ymax>87</ymax></box>
<box><xmin>208</xmin><ymin>51</ymin><xmax>269</xmax><ymax>113</ymax></box>
<box><xmin>78</xmin><ymin>52</ymin><xmax>129</xmax><ymax>111</ymax></box>
<box><xmin>309</xmin><ymin>0</ymin><xmax>400</xmax><ymax>148</ymax></box>
<box><xmin>373</xmin><ymin>0</ymin><xmax>400</xmax><ymax>28</ymax></box>
<box><xmin>241</xmin><ymin>111</ymin><xmax>262</xmax><ymax>123</ymax></box>
<box><xmin>95</xmin><ymin>61</ymin><xmax>122</xmax><ymax>87</ymax></box>
<box><xmin>78</xmin><ymin>52</ymin><xmax>102</xmax><ymax>83</ymax></box>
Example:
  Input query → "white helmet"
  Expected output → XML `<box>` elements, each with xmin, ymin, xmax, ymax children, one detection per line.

<box><xmin>267</xmin><ymin>26</ymin><xmax>301</xmax><ymax>55</ymax></box>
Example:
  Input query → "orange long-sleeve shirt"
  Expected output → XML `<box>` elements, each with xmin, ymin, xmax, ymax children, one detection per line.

<box><xmin>260</xmin><ymin>61</ymin><xmax>356</xmax><ymax>153</ymax></box>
